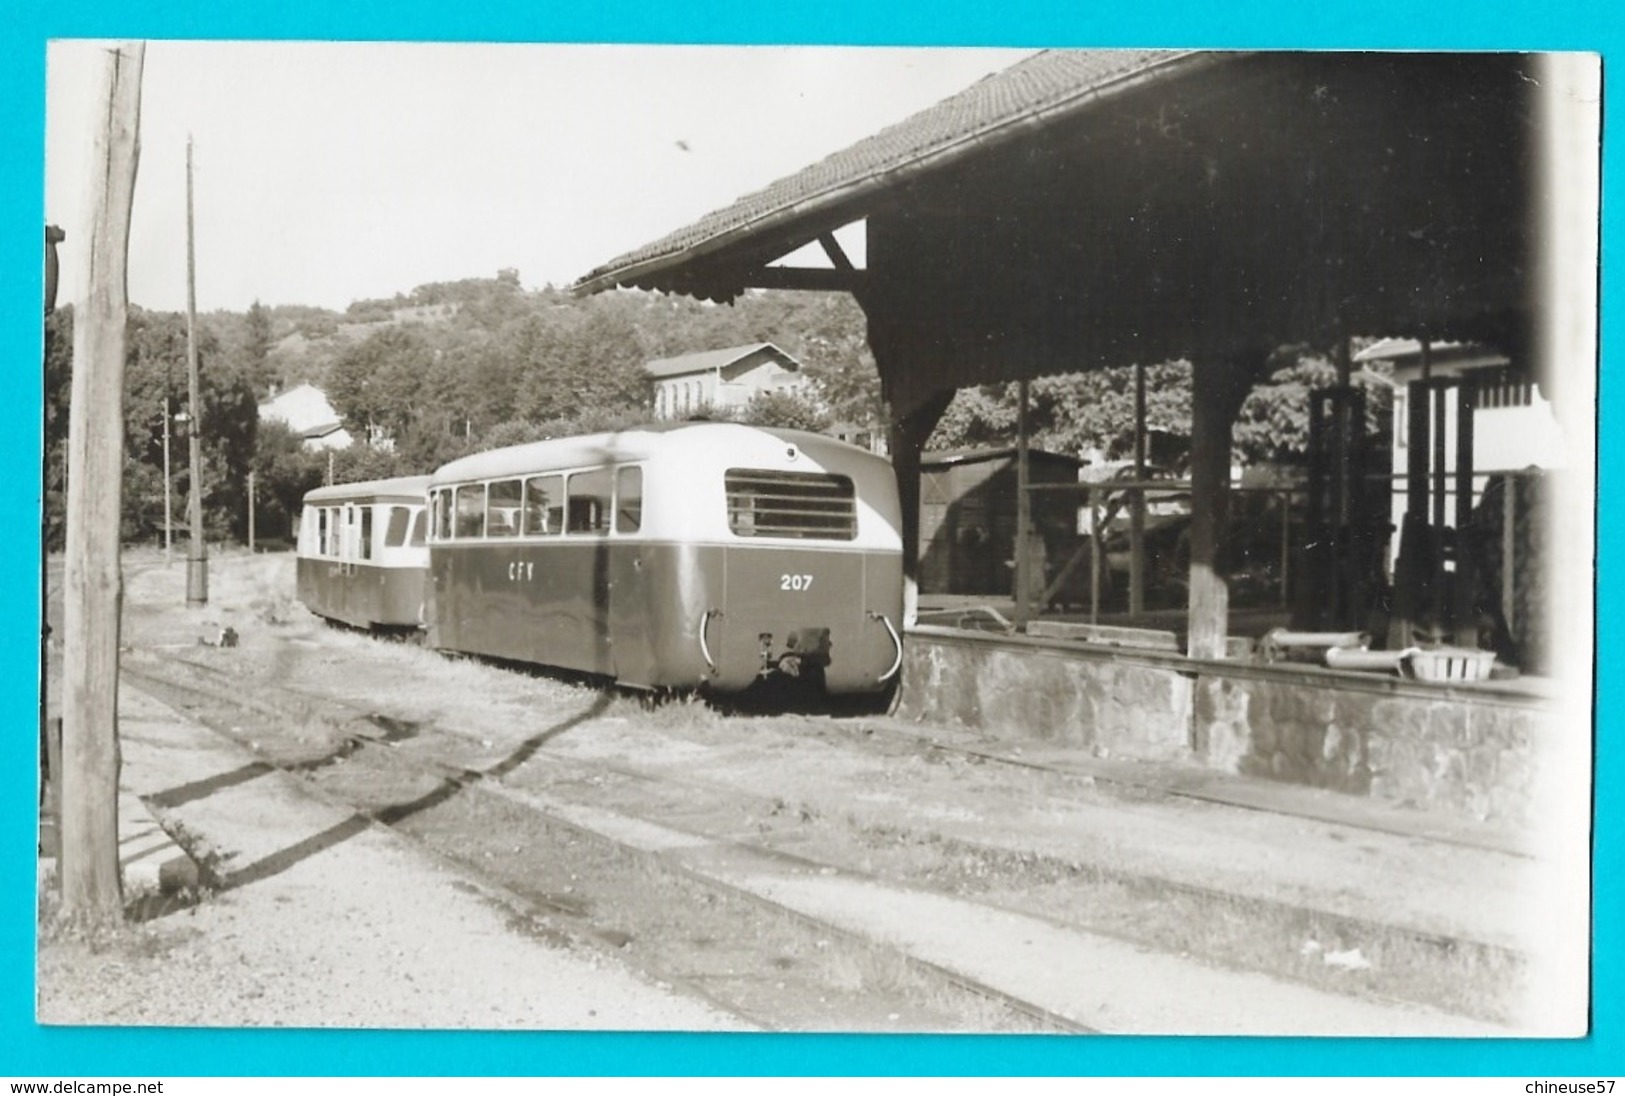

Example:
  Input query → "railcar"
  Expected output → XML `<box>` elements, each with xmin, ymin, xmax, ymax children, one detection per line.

<box><xmin>296</xmin><ymin>475</ymin><xmax>431</xmax><ymax>629</ymax></box>
<box><xmin>424</xmin><ymin>422</ymin><xmax>904</xmax><ymax>695</ymax></box>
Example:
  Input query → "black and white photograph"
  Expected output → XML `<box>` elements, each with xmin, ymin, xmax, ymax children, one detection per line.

<box><xmin>36</xmin><ymin>41</ymin><xmax>1598</xmax><ymax>1047</ymax></box>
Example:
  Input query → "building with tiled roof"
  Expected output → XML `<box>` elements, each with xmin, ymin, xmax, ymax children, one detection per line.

<box><xmin>257</xmin><ymin>383</ymin><xmax>353</xmax><ymax>451</ymax></box>
<box><xmin>646</xmin><ymin>342</ymin><xmax>806</xmax><ymax>420</ymax></box>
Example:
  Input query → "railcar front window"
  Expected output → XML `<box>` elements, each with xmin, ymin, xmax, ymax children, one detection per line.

<box><xmin>523</xmin><ymin>475</ymin><xmax>563</xmax><ymax>536</ymax></box>
<box><xmin>616</xmin><ymin>467</ymin><xmax>643</xmax><ymax>534</ymax></box>
<box><xmin>566</xmin><ymin>468</ymin><xmax>613</xmax><ymax>535</ymax></box>
<box><xmin>409</xmin><ymin>508</ymin><xmax>427</xmax><ymax>547</ymax></box>
<box><xmin>725</xmin><ymin>470</ymin><xmax>857</xmax><ymax>540</ymax></box>
<box><xmin>487</xmin><ymin>479</ymin><xmax>522</xmax><ymax>537</ymax></box>
<box><xmin>455</xmin><ymin>484</ymin><xmax>486</xmax><ymax>539</ymax></box>
<box><xmin>325</xmin><ymin>507</ymin><xmax>340</xmax><ymax>556</ymax></box>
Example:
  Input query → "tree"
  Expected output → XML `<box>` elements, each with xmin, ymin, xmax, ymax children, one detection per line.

<box><xmin>1233</xmin><ymin>347</ymin><xmax>1393</xmax><ymax>465</ymax></box>
<box><xmin>242</xmin><ymin>299</ymin><xmax>274</xmax><ymax>391</ymax></box>
<box><xmin>250</xmin><ymin>420</ymin><xmax>326</xmax><ymax>541</ymax></box>
<box><xmin>738</xmin><ymin>389</ymin><xmax>833</xmax><ymax>433</ymax></box>
<box><xmin>121</xmin><ymin>309</ymin><xmax>259</xmax><ymax>541</ymax></box>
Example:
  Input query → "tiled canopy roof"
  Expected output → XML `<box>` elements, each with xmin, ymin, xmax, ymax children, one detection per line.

<box><xmin>574</xmin><ymin>49</ymin><xmax>1200</xmax><ymax>295</ymax></box>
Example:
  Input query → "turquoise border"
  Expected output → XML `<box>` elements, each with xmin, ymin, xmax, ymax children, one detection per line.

<box><xmin>5</xmin><ymin>0</ymin><xmax>1616</xmax><ymax>1077</ymax></box>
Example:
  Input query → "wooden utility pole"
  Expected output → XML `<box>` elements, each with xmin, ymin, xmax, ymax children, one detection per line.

<box><xmin>60</xmin><ymin>42</ymin><xmax>144</xmax><ymax>924</ymax></box>
<box><xmin>185</xmin><ymin>137</ymin><xmax>208</xmax><ymax>606</ymax></box>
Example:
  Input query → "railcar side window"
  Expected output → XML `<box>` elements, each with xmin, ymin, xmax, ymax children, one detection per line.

<box><xmin>566</xmin><ymin>468</ymin><xmax>613</xmax><ymax>534</ymax></box>
<box><xmin>616</xmin><ymin>466</ymin><xmax>643</xmax><ymax>534</ymax></box>
<box><xmin>384</xmin><ymin>505</ymin><xmax>410</xmax><ymax>548</ymax></box>
<box><xmin>432</xmin><ymin>491</ymin><xmax>451</xmax><ymax>541</ymax></box>
<box><xmin>409</xmin><ymin>508</ymin><xmax>427</xmax><ymax>547</ymax></box>
<box><xmin>725</xmin><ymin>470</ymin><xmax>858</xmax><ymax>540</ymax></box>
<box><xmin>455</xmin><ymin>484</ymin><xmax>486</xmax><ymax>539</ymax></box>
<box><xmin>325</xmin><ymin>507</ymin><xmax>340</xmax><ymax>556</ymax></box>
<box><xmin>486</xmin><ymin>479</ymin><xmax>522</xmax><ymax>537</ymax></box>
<box><xmin>358</xmin><ymin>506</ymin><xmax>373</xmax><ymax>560</ymax></box>
<box><xmin>523</xmin><ymin>475</ymin><xmax>562</xmax><ymax>536</ymax></box>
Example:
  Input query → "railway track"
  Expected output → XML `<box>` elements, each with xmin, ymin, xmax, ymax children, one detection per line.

<box><xmin>121</xmin><ymin>649</ymin><xmax>1096</xmax><ymax>1033</ymax></box>
<box><xmin>119</xmin><ymin>637</ymin><xmax>1527</xmax><ymax>1032</ymax></box>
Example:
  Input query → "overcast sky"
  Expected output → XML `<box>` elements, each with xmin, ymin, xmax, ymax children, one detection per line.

<box><xmin>44</xmin><ymin>40</ymin><xmax>1032</xmax><ymax>314</ymax></box>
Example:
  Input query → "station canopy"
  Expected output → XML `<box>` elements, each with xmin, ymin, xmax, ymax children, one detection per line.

<box><xmin>575</xmin><ymin>49</ymin><xmax>1549</xmax><ymax>419</ymax></box>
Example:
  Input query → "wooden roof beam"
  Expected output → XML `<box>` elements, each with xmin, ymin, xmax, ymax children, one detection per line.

<box><xmin>739</xmin><ymin>265</ymin><xmax>868</xmax><ymax>294</ymax></box>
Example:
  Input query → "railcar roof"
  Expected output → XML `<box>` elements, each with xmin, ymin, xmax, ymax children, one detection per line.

<box><xmin>430</xmin><ymin>422</ymin><xmax>888</xmax><ymax>486</ymax></box>
<box><xmin>302</xmin><ymin>475</ymin><xmax>432</xmax><ymax>504</ymax></box>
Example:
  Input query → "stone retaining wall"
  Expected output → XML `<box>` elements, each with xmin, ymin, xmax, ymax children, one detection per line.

<box><xmin>898</xmin><ymin>626</ymin><xmax>1556</xmax><ymax>825</ymax></box>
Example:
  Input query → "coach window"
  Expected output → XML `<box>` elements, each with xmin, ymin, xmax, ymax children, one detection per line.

<box><xmin>487</xmin><ymin>479</ymin><xmax>522</xmax><ymax>537</ymax></box>
<box><xmin>455</xmin><ymin>484</ymin><xmax>486</xmax><ymax>539</ymax></box>
<box><xmin>615</xmin><ymin>466</ymin><xmax>643</xmax><ymax>533</ymax></box>
<box><xmin>384</xmin><ymin>505</ymin><xmax>410</xmax><ymax>548</ymax></box>
<box><xmin>566</xmin><ymin>468</ymin><xmax>613</xmax><ymax>534</ymax></box>
<box><xmin>409</xmin><ymin>508</ymin><xmax>427</xmax><ymax>547</ymax></box>
<box><xmin>359</xmin><ymin>506</ymin><xmax>374</xmax><ymax>560</ymax></box>
<box><xmin>523</xmin><ymin>474</ymin><xmax>563</xmax><ymax>536</ymax></box>
<box><xmin>431</xmin><ymin>491</ymin><xmax>449</xmax><ymax>542</ymax></box>
<box><xmin>325</xmin><ymin>507</ymin><xmax>341</xmax><ymax>556</ymax></box>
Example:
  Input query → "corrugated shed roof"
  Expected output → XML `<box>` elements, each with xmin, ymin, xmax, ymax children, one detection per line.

<box><xmin>575</xmin><ymin>49</ymin><xmax>1200</xmax><ymax>294</ymax></box>
<box><xmin>644</xmin><ymin>341</ymin><xmax>799</xmax><ymax>379</ymax></box>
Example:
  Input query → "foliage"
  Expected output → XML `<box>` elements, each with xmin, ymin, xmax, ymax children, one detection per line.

<box><xmin>1233</xmin><ymin>347</ymin><xmax>1393</xmax><ymax>465</ymax></box>
<box><xmin>926</xmin><ymin>350</ymin><xmax>1389</xmax><ymax>469</ymax></box>
<box><xmin>737</xmin><ymin>389</ymin><xmax>833</xmax><ymax>433</ymax></box>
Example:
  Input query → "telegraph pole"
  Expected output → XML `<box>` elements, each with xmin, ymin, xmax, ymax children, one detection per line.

<box><xmin>184</xmin><ymin>136</ymin><xmax>208</xmax><ymax>606</ymax></box>
<box><xmin>61</xmin><ymin>41</ymin><xmax>144</xmax><ymax>924</ymax></box>
<box><xmin>162</xmin><ymin>396</ymin><xmax>172</xmax><ymax>562</ymax></box>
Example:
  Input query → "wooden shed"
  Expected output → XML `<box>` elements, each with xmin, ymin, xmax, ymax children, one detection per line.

<box><xmin>919</xmin><ymin>448</ymin><xmax>1082</xmax><ymax>599</ymax></box>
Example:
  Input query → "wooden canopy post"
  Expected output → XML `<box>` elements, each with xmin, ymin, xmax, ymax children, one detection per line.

<box><xmin>885</xmin><ymin>387</ymin><xmax>954</xmax><ymax>627</ymax></box>
<box><xmin>60</xmin><ymin>41</ymin><xmax>144</xmax><ymax>925</ymax></box>
<box><xmin>1130</xmin><ymin>361</ymin><xmax>1148</xmax><ymax>616</ymax></box>
<box><xmin>1013</xmin><ymin>378</ymin><xmax>1032</xmax><ymax>627</ymax></box>
<box><xmin>1186</xmin><ymin>351</ymin><xmax>1261</xmax><ymax>660</ymax></box>
<box><xmin>1452</xmin><ymin>379</ymin><xmax>1479</xmax><ymax>647</ymax></box>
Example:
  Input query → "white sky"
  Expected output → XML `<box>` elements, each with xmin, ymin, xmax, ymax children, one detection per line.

<box><xmin>44</xmin><ymin>40</ymin><xmax>1033</xmax><ymax>314</ymax></box>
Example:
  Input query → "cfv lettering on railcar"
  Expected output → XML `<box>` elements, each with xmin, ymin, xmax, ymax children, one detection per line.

<box><xmin>508</xmin><ymin>561</ymin><xmax>534</xmax><ymax>581</ymax></box>
<box><xmin>780</xmin><ymin>573</ymin><xmax>814</xmax><ymax>591</ymax></box>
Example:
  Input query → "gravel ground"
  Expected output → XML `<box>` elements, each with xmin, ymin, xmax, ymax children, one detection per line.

<box><xmin>37</xmin><ymin>552</ymin><xmax>746</xmax><ymax>1032</ymax></box>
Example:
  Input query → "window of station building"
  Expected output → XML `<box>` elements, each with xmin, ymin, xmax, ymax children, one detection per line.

<box><xmin>616</xmin><ymin>466</ymin><xmax>643</xmax><ymax>533</ymax></box>
<box><xmin>725</xmin><ymin>469</ymin><xmax>858</xmax><ymax>540</ymax></box>
<box><xmin>566</xmin><ymin>468</ymin><xmax>613</xmax><ymax>534</ymax></box>
<box><xmin>1476</xmin><ymin>366</ymin><xmax>1534</xmax><ymax>409</ymax></box>
<box><xmin>523</xmin><ymin>474</ymin><xmax>563</xmax><ymax>536</ymax></box>
<box><xmin>358</xmin><ymin>506</ymin><xmax>373</xmax><ymax>560</ymax></box>
<box><xmin>486</xmin><ymin>479</ymin><xmax>522</xmax><ymax>537</ymax></box>
<box><xmin>455</xmin><ymin>484</ymin><xmax>486</xmax><ymax>538</ymax></box>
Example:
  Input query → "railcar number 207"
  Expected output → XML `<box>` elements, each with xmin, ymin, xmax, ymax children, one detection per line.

<box><xmin>780</xmin><ymin>573</ymin><xmax>815</xmax><ymax>591</ymax></box>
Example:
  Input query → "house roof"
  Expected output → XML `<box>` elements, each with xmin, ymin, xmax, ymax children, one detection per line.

<box><xmin>644</xmin><ymin>342</ymin><xmax>800</xmax><ymax>380</ymax></box>
<box><xmin>575</xmin><ymin>50</ymin><xmax>1200</xmax><ymax>297</ymax></box>
<box><xmin>258</xmin><ymin>383</ymin><xmax>345</xmax><ymax>435</ymax></box>
<box><xmin>923</xmin><ymin>446</ymin><xmax>1077</xmax><ymax>469</ymax></box>
<box><xmin>1353</xmin><ymin>338</ymin><xmax>1508</xmax><ymax>369</ymax></box>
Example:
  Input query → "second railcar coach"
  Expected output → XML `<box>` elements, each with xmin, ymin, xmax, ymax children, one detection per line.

<box><xmin>425</xmin><ymin>422</ymin><xmax>904</xmax><ymax>695</ymax></box>
<box><xmin>297</xmin><ymin>475</ymin><xmax>431</xmax><ymax>629</ymax></box>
